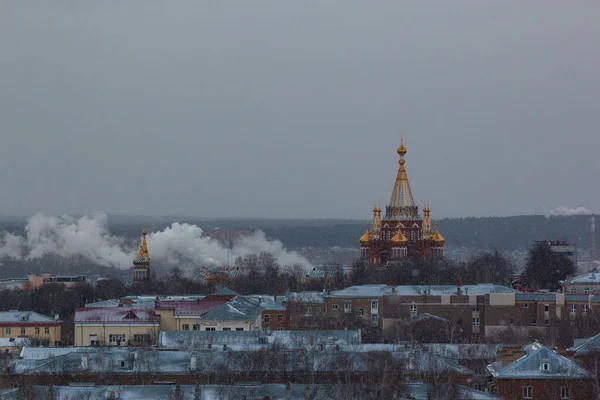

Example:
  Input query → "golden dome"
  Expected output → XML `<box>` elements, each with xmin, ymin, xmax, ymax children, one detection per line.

<box><xmin>397</xmin><ymin>142</ymin><xmax>407</xmax><ymax>156</ymax></box>
<box><xmin>391</xmin><ymin>228</ymin><xmax>408</xmax><ymax>246</ymax></box>
<box><xmin>359</xmin><ymin>229</ymin><xmax>372</xmax><ymax>245</ymax></box>
<box><xmin>430</xmin><ymin>228</ymin><xmax>445</xmax><ymax>246</ymax></box>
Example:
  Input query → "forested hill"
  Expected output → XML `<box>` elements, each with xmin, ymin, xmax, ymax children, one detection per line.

<box><xmin>258</xmin><ymin>215</ymin><xmax>594</xmax><ymax>251</ymax></box>
<box><xmin>0</xmin><ymin>214</ymin><xmax>594</xmax><ymax>253</ymax></box>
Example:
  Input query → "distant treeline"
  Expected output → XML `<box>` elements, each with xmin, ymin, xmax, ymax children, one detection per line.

<box><xmin>0</xmin><ymin>214</ymin><xmax>595</xmax><ymax>254</ymax></box>
<box><xmin>259</xmin><ymin>215</ymin><xmax>595</xmax><ymax>251</ymax></box>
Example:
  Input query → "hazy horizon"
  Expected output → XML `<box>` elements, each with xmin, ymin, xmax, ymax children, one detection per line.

<box><xmin>1</xmin><ymin>2</ymin><xmax>599</xmax><ymax>219</ymax></box>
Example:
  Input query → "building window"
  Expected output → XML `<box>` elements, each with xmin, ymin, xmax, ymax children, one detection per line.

<box><xmin>236</xmin><ymin>328</ymin><xmax>244</xmax><ymax>331</ymax></box>
<box><xmin>332</xmin><ymin>304</ymin><xmax>338</xmax><ymax>311</ymax></box>
<box><xmin>358</xmin><ymin>309</ymin><xmax>364</xmax><ymax>316</ymax></box>
<box><xmin>222</xmin><ymin>327</ymin><xmax>231</xmax><ymax>331</ymax></box>
<box><xmin>544</xmin><ymin>304</ymin><xmax>549</xmax><ymax>312</ymax></box>
<box><xmin>277</xmin><ymin>314</ymin><xmax>283</xmax><ymax>322</ymax></box>
<box><xmin>276</xmin><ymin>327</ymin><xmax>284</xmax><ymax>331</ymax></box>
<box><xmin>192</xmin><ymin>324</ymin><xmax>200</xmax><ymax>331</ymax></box>
<box><xmin>182</xmin><ymin>324</ymin><xmax>190</xmax><ymax>331</ymax></box>
<box><xmin>472</xmin><ymin>318</ymin><xmax>480</xmax><ymax>326</ymax></box>
<box><xmin>571</xmin><ymin>288</ymin><xmax>576</xmax><ymax>294</ymax></box>
<box><xmin>109</xmin><ymin>334</ymin><xmax>125</xmax><ymax>344</ymax></box>
<box><xmin>344</xmin><ymin>300</ymin><xmax>352</xmax><ymax>311</ymax></box>
<box><xmin>44</xmin><ymin>327</ymin><xmax>49</xmax><ymax>334</ymax></box>
<box><xmin>410</xmin><ymin>304</ymin><xmax>417</xmax><ymax>313</ymax></box>
<box><xmin>20</xmin><ymin>328</ymin><xmax>25</xmax><ymax>335</ymax></box>
<box><xmin>264</xmin><ymin>315</ymin><xmax>270</xmax><ymax>323</ymax></box>
<box><xmin>532</xmin><ymin>318</ymin><xmax>537</xmax><ymax>326</ymax></box>
<box><xmin>542</xmin><ymin>362</ymin><xmax>550</xmax><ymax>371</ymax></box>
<box><xmin>523</xmin><ymin>386</ymin><xmax>532</xmax><ymax>399</ymax></box>
<box><xmin>133</xmin><ymin>334</ymin><xmax>151</xmax><ymax>344</ymax></box>
<box><xmin>35</xmin><ymin>327</ymin><xmax>40</xmax><ymax>335</ymax></box>
<box><xmin>524</xmin><ymin>303</ymin><xmax>529</xmax><ymax>308</ymax></box>
<box><xmin>371</xmin><ymin>315</ymin><xmax>378</xmax><ymax>326</ymax></box>
<box><xmin>205</xmin><ymin>327</ymin><xmax>216</xmax><ymax>331</ymax></box>
<box><xmin>583</xmin><ymin>304</ymin><xmax>589</xmax><ymax>313</ymax></box>
<box><xmin>371</xmin><ymin>301</ymin><xmax>378</xmax><ymax>309</ymax></box>
<box><xmin>5</xmin><ymin>328</ymin><xmax>10</xmax><ymax>335</ymax></box>
<box><xmin>585</xmin><ymin>288</ymin><xmax>590</xmax><ymax>295</ymax></box>
<box><xmin>561</xmin><ymin>387</ymin><xmax>569</xmax><ymax>399</ymax></box>
<box><xmin>509</xmin><ymin>319</ymin><xmax>514</xmax><ymax>326</ymax></box>
<box><xmin>570</xmin><ymin>304</ymin><xmax>576</xmax><ymax>313</ymax></box>
<box><xmin>545</xmin><ymin>319</ymin><xmax>549</xmax><ymax>326</ymax></box>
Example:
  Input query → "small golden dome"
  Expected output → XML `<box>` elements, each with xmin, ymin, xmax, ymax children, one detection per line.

<box><xmin>359</xmin><ymin>229</ymin><xmax>372</xmax><ymax>245</ymax></box>
<box><xmin>391</xmin><ymin>228</ymin><xmax>408</xmax><ymax>246</ymax></box>
<box><xmin>397</xmin><ymin>142</ymin><xmax>407</xmax><ymax>156</ymax></box>
<box><xmin>430</xmin><ymin>228</ymin><xmax>445</xmax><ymax>246</ymax></box>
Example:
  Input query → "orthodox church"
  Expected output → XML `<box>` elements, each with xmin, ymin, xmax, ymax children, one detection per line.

<box><xmin>359</xmin><ymin>133</ymin><xmax>445</xmax><ymax>265</ymax></box>
<box><xmin>132</xmin><ymin>227</ymin><xmax>151</xmax><ymax>282</ymax></box>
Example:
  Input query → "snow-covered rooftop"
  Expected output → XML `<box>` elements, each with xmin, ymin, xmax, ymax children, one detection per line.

<box><xmin>0</xmin><ymin>311</ymin><xmax>60</xmax><ymax>324</ymax></box>
<box><xmin>330</xmin><ymin>284</ymin><xmax>516</xmax><ymax>298</ymax></box>
<box><xmin>74</xmin><ymin>308</ymin><xmax>160</xmax><ymax>324</ymax></box>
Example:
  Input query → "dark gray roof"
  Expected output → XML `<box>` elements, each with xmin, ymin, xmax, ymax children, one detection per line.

<box><xmin>213</xmin><ymin>287</ymin><xmax>238</xmax><ymax>296</ymax></box>
<box><xmin>14</xmin><ymin>347</ymin><xmax>471</xmax><ymax>376</ymax></box>
<box><xmin>568</xmin><ymin>333</ymin><xmax>600</xmax><ymax>356</ymax></box>
<box><xmin>199</xmin><ymin>296</ymin><xmax>263</xmax><ymax>322</ymax></box>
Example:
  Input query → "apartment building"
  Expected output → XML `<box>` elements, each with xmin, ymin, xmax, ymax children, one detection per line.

<box><xmin>327</xmin><ymin>284</ymin><xmax>515</xmax><ymax>333</ymax></box>
<box><xmin>0</xmin><ymin>311</ymin><xmax>62</xmax><ymax>346</ymax></box>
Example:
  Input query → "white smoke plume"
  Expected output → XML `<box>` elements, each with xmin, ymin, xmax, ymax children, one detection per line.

<box><xmin>0</xmin><ymin>213</ymin><xmax>312</xmax><ymax>270</ymax></box>
<box><xmin>548</xmin><ymin>206</ymin><xmax>593</xmax><ymax>217</ymax></box>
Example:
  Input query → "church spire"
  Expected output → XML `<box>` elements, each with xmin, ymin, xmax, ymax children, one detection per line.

<box><xmin>133</xmin><ymin>226</ymin><xmax>151</xmax><ymax>282</ymax></box>
<box><xmin>137</xmin><ymin>226</ymin><xmax>150</xmax><ymax>260</ymax></box>
<box><xmin>387</xmin><ymin>132</ymin><xmax>416</xmax><ymax>219</ymax></box>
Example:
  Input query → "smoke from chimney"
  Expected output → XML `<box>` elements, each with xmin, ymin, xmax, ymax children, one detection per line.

<box><xmin>548</xmin><ymin>206</ymin><xmax>592</xmax><ymax>217</ymax></box>
<box><xmin>0</xmin><ymin>212</ymin><xmax>313</xmax><ymax>270</ymax></box>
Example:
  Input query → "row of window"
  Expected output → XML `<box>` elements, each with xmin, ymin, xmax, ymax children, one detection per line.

<box><xmin>263</xmin><ymin>314</ymin><xmax>284</xmax><ymax>323</ymax></box>
<box><xmin>5</xmin><ymin>327</ymin><xmax>50</xmax><ymax>335</ymax></box>
<box><xmin>523</xmin><ymin>386</ymin><xmax>569</xmax><ymax>399</ymax></box>
<box><xmin>335</xmin><ymin>301</ymin><xmax>379</xmax><ymax>310</ymax></box>
<box><xmin>181</xmin><ymin>324</ymin><xmax>246</xmax><ymax>331</ymax></box>
<box><xmin>526</xmin><ymin>303</ymin><xmax>589</xmax><ymax>313</ymax></box>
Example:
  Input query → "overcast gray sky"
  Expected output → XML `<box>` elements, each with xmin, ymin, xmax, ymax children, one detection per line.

<box><xmin>1</xmin><ymin>2</ymin><xmax>599</xmax><ymax>219</ymax></box>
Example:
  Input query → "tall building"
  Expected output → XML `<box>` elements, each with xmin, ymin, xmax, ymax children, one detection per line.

<box><xmin>359</xmin><ymin>133</ymin><xmax>445</xmax><ymax>265</ymax></box>
<box><xmin>132</xmin><ymin>227</ymin><xmax>151</xmax><ymax>282</ymax></box>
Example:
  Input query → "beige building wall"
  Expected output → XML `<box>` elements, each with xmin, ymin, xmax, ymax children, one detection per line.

<box><xmin>155</xmin><ymin>309</ymin><xmax>176</xmax><ymax>331</ymax></box>
<box><xmin>74</xmin><ymin>324</ymin><xmax>159</xmax><ymax>346</ymax></box>
<box><xmin>0</xmin><ymin>324</ymin><xmax>61</xmax><ymax>345</ymax></box>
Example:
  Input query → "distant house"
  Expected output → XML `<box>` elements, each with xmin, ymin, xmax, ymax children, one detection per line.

<box><xmin>560</xmin><ymin>270</ymin><xmax>600</xmax><ymax>295</ymax></box>
<box><xmin>0</xmin><ymin>311</ymin><xmax>62</xmax><ymax>346</ymax></box>
<box><xmin>25</xmin><ymin>273</ymin><xmax>86</xmax><ymax>289</ymax></box>
<box><xmin>73</xmin><ymin>308</ymin><xmax>160</xmax><ymax>346</ymax></box>
<box><xmin>155</xmin><ymin>288</ymin><xmax>264</xmax><ymax>332</ymax></box>
<box><xmin>246</xmin><ymin>294</ymin><xmax>289</xmax><ymax>331</ymax></box>
<box><xmin>487</xmin><ymin>342</ymin><xmax>595</xmax><ymax>399</ymax></box>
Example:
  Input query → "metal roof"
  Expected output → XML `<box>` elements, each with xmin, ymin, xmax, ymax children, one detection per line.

<box><xmin>489</xmin><ymin>342</ymin><xmax>591</xmax><ymax>380</ymax></box>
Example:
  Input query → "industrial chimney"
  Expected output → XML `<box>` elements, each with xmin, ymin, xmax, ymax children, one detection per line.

<box><xmin>592</xmin><ymin>214</ymin><xmax>598</xmax><ymax>263</ymax></box>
